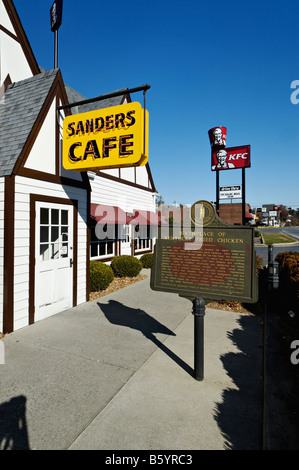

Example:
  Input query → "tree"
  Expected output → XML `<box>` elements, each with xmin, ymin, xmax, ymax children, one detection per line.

<box><xmin>279</xmin><ymin>205</ymin><xmax>289</xmax><ymax>222</ymax></box>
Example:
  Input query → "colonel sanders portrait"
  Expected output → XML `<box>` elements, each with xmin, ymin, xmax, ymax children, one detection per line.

<box><xmin>212</xmin><ymin>149</ymin><xmax>235</xmax><ymax>170</ymax></box>
<box><xmin>212</xmin><ymin>127</ymin><xmax>225</xmax><ymax>145</ymax></box>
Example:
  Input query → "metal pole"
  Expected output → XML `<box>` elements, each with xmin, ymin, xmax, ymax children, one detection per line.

<box><xmin>268</xmin><ymin>244</ymin><xmax>273</xmax><ymax>264</ymax></box>
<box><xmin>192</xmin><ymin>297</ymin><xmax>206</xmax><ymax>381</ymax></box>
<box><xmin>242</xmin><ymin>167</ymin><xmax>246</xmax><ymax>225</ymax></box>
<box><xmin>216</xmin><ymin>170</ymin><xmax>219</xmax><ymax>216</ymax></box>
<box><xmin>54</xmin><ymin>30</ymin><xmax>58</xmax><ymax>69</ymax></box>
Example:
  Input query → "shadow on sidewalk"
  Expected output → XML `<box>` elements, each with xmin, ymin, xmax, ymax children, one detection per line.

<box><xmin>98</xmin><ymin>300</ymin><xmax>194</xmax><ymax>377</ymax></box>
<box><xmin>0</xmin><ymin>396</ymin><xmax>30</xmax><ymax>450</ymax></box>
<box><xmin>213</xmin><ymin>315</ymin><xmax>263</xmax><ymax>450</ymax></box>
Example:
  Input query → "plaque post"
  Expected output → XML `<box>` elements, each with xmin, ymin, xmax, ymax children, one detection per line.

<box><xmin>192</xmin><ymin>297</ymin><xmax>206</xmax><ymax>381</ymax></box>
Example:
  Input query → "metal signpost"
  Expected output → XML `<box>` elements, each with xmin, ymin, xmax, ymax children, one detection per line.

<box><xmin>209</xmin><ymin>126</ymin><xmax>251</xmax><ymax>226</ymax></box>
<box><xmin>150</xmin><ymin>200</ymin><xmax>258</xmax><ymax>381</ymax></box>
<box><xmin>50</xmin><ymin>0</ymin><xmax>63</xmax><ymax>69</ymax></box>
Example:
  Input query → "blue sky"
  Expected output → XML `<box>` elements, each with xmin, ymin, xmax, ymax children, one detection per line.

<box><xmin>14</xmin><ymin>0</ymin><xmax>299</xmax><ymax>209</ymax></box>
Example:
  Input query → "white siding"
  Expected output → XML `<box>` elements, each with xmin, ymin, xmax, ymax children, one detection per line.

<box><xmin>100</xmin><ymin>169</ymin><xmax>119</xmax><ymax>178</ymax></box>
<box><xmin>24</xmin><ymin>99</ymin><xmax>56</xmax><ymax>174</ymax></box>
<box><xmin>0</xmin><ymin>2</ymin><xmax>16</xmax><ymax>33</ymax></box>
<box><xmin>0</xmin><ymin>177</ymin><xmax>5</xmax><ymax>333</ymax></box>
<box><xmin>0</xmin><ymin>2</ymin><xmax>33</xmax><ymax>87</ymax></box>
<box><xmin>136</xmin><ymin>165</ymin><xmax>150</xmax><ymax>188</ymax></box>
<box><xmin>89</xmin><ymin>173</ymin><xmax>155</xmax><ymax>213</ymax></box>
<box><xmin>13</xmin><ymin>176</ymin><xmax>88</xmax><ymax>331</ymax></box>
<box><xmin>120</xmin><ymin>167</ymin><xmax>135</xmax><ymax>183</ymax></box>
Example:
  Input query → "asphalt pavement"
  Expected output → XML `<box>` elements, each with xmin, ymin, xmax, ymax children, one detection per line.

<box><xmin>0</xmin><ymin>268</ymin><xmax>297</xmax><ymax>452</ymax></box>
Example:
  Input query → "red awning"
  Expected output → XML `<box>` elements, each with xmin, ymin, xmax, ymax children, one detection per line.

<box><xmin>90</xmin><ymin>203</ymin><xmax>127</xmax><ymax>224</ymax></box>
<box><xmin>127</xmin><ymin>209</ymin><xmax>162</xmax><ymax>226</ymax></box>
<box><xmin>245</xmin><ymin>211</ymin><xmax>254</xmax><ymax>219</ymax></box>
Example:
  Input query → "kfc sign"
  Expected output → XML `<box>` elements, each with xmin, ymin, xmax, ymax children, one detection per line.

<box><xmin>212</xmin><ymin>145</ymin><xmax>250</xmax><ymax>171</ymax></box>
<box><xmin>50</xmin><ymin>0</ymin><xmax>63</xmax><ymax>32</ymax></box>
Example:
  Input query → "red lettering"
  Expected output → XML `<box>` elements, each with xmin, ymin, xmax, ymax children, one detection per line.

<box><xmin>119</xmin><ymin>134</ymin><xmax>134</xmax><ymax>156</ymax></box>
<box><xmin>103</xmin><ymin>137</ymin><xmax>117</xmax><ymax>158</ymax></box>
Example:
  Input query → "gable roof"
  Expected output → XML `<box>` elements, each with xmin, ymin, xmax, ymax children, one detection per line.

<box><xmin>0</xmin><ymin>69</ymin><xmax>59</xmax><ymax>176</ymax></box>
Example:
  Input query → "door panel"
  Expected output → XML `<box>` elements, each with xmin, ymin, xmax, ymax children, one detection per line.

<box><xmin>121</xmin><ymin>224</ymin><xmax>131</xmax><ymax>255</ymax></box>
<box><xmin>35</xmin><ymin>202</ymin><xmax>74</xmax><ymax>322</ymax></box>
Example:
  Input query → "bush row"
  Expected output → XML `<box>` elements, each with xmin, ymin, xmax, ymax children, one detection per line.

<box><xmin>90</xmin><ymin>253</ymin><xmax>154</xmax><ymax>292</ymax></box>
<box><xmin>275</xmin><ymin>251</ymin><xmax>299</xmax><ymax>312</ymax></box>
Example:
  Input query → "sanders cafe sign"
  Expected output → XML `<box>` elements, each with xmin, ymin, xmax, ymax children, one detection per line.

<box><xmin>62</xmin><ymin>101</ymin><xmax>148</xmax><ymax>171</ymax></box>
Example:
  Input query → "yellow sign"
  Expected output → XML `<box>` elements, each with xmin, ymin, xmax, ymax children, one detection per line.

<box><xmin>62</xmin><ymin>102</ymin><xmax>148</xmax><ymax>171</ymax></box>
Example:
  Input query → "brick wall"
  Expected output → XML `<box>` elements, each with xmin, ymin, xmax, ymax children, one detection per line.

<box><xmin>219</xmin><ymin>203</ymin><xmax>251</xmax><ymax>225</ymax></box>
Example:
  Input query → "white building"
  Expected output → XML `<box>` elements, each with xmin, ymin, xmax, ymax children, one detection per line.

<box><xmin>0</xmin><ymin>0</ymin><xmax>158</xmax><ymax>333</ymax></box>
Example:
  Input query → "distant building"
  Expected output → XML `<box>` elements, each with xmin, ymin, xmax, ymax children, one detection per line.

<box><xmin>257</xmin><ymin>204</ymin><xmax>280</xmax><ymax>226</ymax></box>
<box><xmin>219</xmin><ymin>203</ymin><xmax>254</xmax><ymax>225</ymax></box>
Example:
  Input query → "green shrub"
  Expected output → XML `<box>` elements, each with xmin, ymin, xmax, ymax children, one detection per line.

<box><xmin>90</xmin><ymin>261</ymin><xmax>114</xmax><ymax>292</ymax></box>
<box><xmin>111</xmin><ymin>255</ymin><xmax>143</xmax><ymax>277</ymax></box>
<box><xmin>254</xmin><ymin>229</ymin><xmax>261</xmax><ymax>237</ymax></box>
<box><xmin>275</xmin><ymin>251</ymin><xmax>299</xmax><ymax>284</ymax></box>
<box><xmin>275</xmin><ymin>251</ymin><xmax>299</xmax><ymax>311</ymax></box>
<box><xmin>140</xmin><ymin>253</ymin><xmax>154</xmax><ymax>268</ymax></box>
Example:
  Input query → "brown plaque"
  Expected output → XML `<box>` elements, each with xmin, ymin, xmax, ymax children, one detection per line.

<box><xmin>150</xmin><ymin>201</ymin><xmax>258</xmax><ymax>303</ymax></box>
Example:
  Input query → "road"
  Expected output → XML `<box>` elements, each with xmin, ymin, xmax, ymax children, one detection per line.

<box><xmin>255</xmin><ymin>226</ymin><xmax>299</xmax><ymax>265</ymax></box>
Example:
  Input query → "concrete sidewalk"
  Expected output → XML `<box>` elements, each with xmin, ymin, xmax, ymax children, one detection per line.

<box><xmin>0</xmin><ymin>270</ymin><xmax>263</xmax><ymax>450</ymax></box>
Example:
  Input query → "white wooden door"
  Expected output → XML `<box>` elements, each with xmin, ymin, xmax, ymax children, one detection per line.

<box><xmin>35</xmin><ymin>202</ymin><xmax>74</xmax><ymax>322</ymax></box>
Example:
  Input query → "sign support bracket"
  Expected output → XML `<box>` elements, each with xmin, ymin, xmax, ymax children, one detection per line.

<box><xmin>57</xmin><ymin>84</ymin><xmax>151</xmax><ymax>112</ymax></box>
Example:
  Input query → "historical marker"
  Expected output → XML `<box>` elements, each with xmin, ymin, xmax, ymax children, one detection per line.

<box><xmin>150</xmin><ymin>200</ymin><xmax>258</xmax><ymax>381</ymax></box>
<box><xmin>151</xmin><ymin>200</ymin><xmax>258</xmax><ymax>303</ymax></box>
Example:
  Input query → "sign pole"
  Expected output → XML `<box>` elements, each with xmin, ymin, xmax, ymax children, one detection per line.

<box><xmin>50</xmin><ymin>0</ymin><xmax>63</xmax><ymax>68</ymax></box>
<box><xmin>216</xmin><ymin>170</ymin><xmax>220</xmax><ymax>216</ymax></box>
<box><xmin>192</xmin><ymin>297</ymin><xmax>206</xmax><ymax>381</ymax></box>
<box><xmin>54</xmin><ymin>29</ymin><xmax>58</xmax><ymax>69</ymax></box>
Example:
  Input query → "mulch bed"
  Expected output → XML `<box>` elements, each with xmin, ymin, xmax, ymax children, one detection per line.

<box><xmin>89</xmin><ymin>273</ymin><xmax>148</xmax><ymax>301</ymax></box>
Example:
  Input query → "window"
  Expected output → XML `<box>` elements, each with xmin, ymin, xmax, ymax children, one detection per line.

<box><xmin>90</xmin><ymin>223</ymin><xmax>116</xmax><ymax>259</ymax></box>
<box><xmin>39</xmin><ymin>208</ymin><xmax>69</xmax><ymax>261</ymax></box>
<box><xmin>121</xmin><ymin>224</ymin><xmax>130</xmax><ymax>243</ymax></box>
<box><xmin>134</xmin><ymin>224</ymin><xmax>151</xmax><ymax>252</ymax></box>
